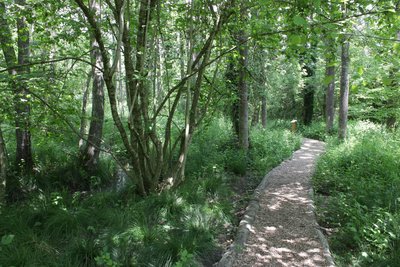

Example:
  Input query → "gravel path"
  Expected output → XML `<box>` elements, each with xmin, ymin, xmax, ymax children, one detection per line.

<box><xmin>216</xmin><ymin>138</ymin><xmax>334</xmax><ymax>267</ymax></box>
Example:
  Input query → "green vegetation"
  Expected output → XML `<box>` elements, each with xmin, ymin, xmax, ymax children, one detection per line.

<box><xmin>313</xmin><ymin>121</ymin><xmax>400</xmax><ymax>266</ymax></box>
<box><xmin>0</xmin><ymin>0</ymin><xmax>399</xmax><ymax>266</ymax></box>
<box><xmin>0</xmin><ymin>119</ymin><xmax>300</xmax><ymax>266</ymax></box>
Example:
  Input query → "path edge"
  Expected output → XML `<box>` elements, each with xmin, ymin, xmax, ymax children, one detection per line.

<box><xmin>214</xmin><ymin>156</ymin><xmax>294</xmax><ymax>267</ymax></box>
<box><xmin>308</xmin><ymin>189</ymin><xmax>336</xmax><ymax>267</ymax></box>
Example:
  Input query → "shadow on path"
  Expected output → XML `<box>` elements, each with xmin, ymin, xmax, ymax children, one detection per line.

<box><xmin>217</xmin><ymin>139</ymin><xmax>334</xmax><ymax>267</ymax></box>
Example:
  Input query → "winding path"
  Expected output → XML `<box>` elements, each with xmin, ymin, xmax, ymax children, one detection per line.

<box><xmin>217</xmin><ymin>138</ymin><xmax>335</xmax><ymax>267</ymax></box>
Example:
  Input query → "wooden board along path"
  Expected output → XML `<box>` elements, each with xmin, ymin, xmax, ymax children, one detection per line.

<box><xmin>216</xmin><ymin>138</ymin><xmax>335</xmax><ymax>267</ymax></box>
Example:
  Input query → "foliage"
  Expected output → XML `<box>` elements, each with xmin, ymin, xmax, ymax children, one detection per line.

<box><xmin>250</xmin><ymin>123</ymin><xmax>301</xmax><ymax>174</ymax></box>
<box><xmin>313</xmin><ymin>121</ymin><xmax>400</xmax><ymax>266</ymax></box>
<box><xmin>0</xmin><ymin>118</ymin><xmax>299</xmax><ymax>266</ymax></box>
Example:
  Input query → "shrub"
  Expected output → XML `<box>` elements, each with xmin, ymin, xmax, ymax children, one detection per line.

<box><xmin>313</xmin><ymin>121</ymin><xmax>400</xmax><ymax>265</ymax></box>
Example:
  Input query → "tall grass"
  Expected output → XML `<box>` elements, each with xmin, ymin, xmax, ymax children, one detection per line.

<box><xmin>0</xmin><ymin>118</ymin><xmax>301</xmax><ymax>266</ymax></box>
<box><xmin>313</xmin><ymin>121</ymin><xmax>400</xmax><ymax>266</ymax></box>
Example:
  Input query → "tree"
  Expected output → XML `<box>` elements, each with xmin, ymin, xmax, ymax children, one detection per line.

<box><xmin>0</xmin><ymin>1</ymin><xmax>34</xmax><ymax>173</ymax></box>
<box><xmin>0</xmin><ymin>124</ymin><xmax>6</xmax><ymax>203</ymax></box>
<box><xmin>325</xmin><ymin>40</ymin><xmax>336</xmax><ymax>133</ymax></box>
<box><xmin>301</xmin><ymin>50</ymin><xmax>316</xmax><ymax>125</ymax></box>
<box><xmin>74</xmin><ymin>0</ymin><xmax>233</xmax><ymax>195</ymax></box>
<box><xmin>338</xmin><ymin>37</ymin><xmax>350</xmax><ymax>140</ymax></box>
<box><xmin>237</xmin><ymin>31</ymin><xmax>249</xmax><ymax>150</ymax></box>
<box><xmin>80</xmin><ymin>0</ymin><xmax>105</xmax><ymax>173</ymax></box>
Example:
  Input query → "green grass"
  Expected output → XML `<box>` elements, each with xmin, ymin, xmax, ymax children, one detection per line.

<box><xmin>313</xmin><ymin>121</ymin><xmax>400</xmax><ymax>266</ymax></box>
<box><xmin>0</xmin><ymin>118</ymin><xmax>301</xmax><ymax>266</ymax></box>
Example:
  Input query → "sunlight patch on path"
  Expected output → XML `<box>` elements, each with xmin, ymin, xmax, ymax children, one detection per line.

<box><xmin>225</xmin><ymin>138</ymin><xmax>334</xmax><ymax>267</ymax></box>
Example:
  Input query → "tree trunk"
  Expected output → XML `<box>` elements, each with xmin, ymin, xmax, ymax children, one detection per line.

<box><xmin>226</xmin><ymin>58</ymin><xmax>239</xmax><ymax>136</ymax></box>
<box><xmin>338</xmin><ymin>39</ymin><xmax>350</xmax><ymax>140</ymax></box>
<box><xmin>81</xmin><ymin>0</ymin><xmax>105</xmax><ymax>173</ymax></box>
<box><xmin>302</xmin><ymin>63</ymin><xmax>315</xmax><ymax>126</ymax></box>
<box><xmin>0</xmin><ymin>125</ymin><xmax>7</xmax><ymax>203</ymax></box>
<box><xmin>15</xmin><ymin>0</ymin><xmax>33</xmax><ymax>172</ymax></box>
<box><xmin>237</xmin><ymin>32</ymin><xmax>249</xmax><ymax>150</ymax></box>
<box><xmin>79</xmin><ymin>73</ymin><xmax>91</xmax><ymax>150</ymax></box>
<box><xmin>0</xmin><ymin>1</ymin><xmax>32</xmax><ymax>201</ymax></box>
<box><xmin>261</xmin><ymin>95</ymin><xmax>267</xmax><ymax>128</ymax></box>
<box><xmin>251</xmin><ymin>103</ymin><xmax>260</xmax><ymax>127</ymax></box>
<box><xmin>325</xmin><ymin>57</ymin><xmax>336</xmax><ymax>133</ymax></box>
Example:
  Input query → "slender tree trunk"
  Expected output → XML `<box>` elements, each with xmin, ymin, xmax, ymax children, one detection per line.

<box><xmin>237</xmin><ymin>32</ymin><xmax>249</xmax><ymax>150</ymax></box>
<box><xmin>15</xmin><ymin>0</ymin><xmax>33</xmax><ymax>172</ymax></box>
<box><xmin>325</xmin><ymin>55</ymin><xmax>336</xmax><ymax>133</ymax></box>
<box><xmin>226</xmin><ymin>58</ymin><xmax>239</xmax><ymax>136</ymax></box>
<box><xmin>386</xmin><ymin>31</ymin><xmax>400</xmax><ymax>128</ymax></box>
<box><xmin>0</xmin><ymin>125</ymin><xmax>7</xmax><ymax>203</ymax></box>
<box><xmin>261</xmin><ymin>95</ymin><xmax>267</xmax><ymax>128</ymax></box>
<box><xmin>338</xmin><ymin>39</ymin><xmax>350</xmax><ymax>140</ymax></box>
<box><xmin>251</xmin><ymin>103</ymin><xmax>260</xmax><ymax>127</ymax></box>
<box><xmin>79</xmin><ymin>73</ymin><xmax>91</xmax><ymax>150</ymax></box>
<box><xmin>302</xmin><ymin>63</ymin><xmax>315</xmax><ymax>126</ymax></box>
<box><xmin>81</xmin><ymin>0</ymin><xmax>105</xmax><ymax>172</ymax></box>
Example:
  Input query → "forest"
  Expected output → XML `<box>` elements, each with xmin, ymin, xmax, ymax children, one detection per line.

<box><xmin>0</xmin><ymin>0</ymin><xmax>399</xmax><ymax>266</ymax></box>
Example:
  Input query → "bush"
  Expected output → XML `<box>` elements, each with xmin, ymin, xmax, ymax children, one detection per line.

<box><xmin>0</xmin><ymin>117</ymin><xmax>302</xmax><ymax>266</ymax></box>
<box><xmin>250</xmin><ymin>126</ymin><xmax>301</xmax><ymax>174</ymax></box>
<box><xmin>313</xmin><ymin>121</ymin><xmax>400</xmax><ymax>265</ymax></box>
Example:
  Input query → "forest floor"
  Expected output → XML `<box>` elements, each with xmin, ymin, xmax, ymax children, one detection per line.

<box><xmin>217</xmin><ymin>138</ymin><xmax>335</xmax><ymax>267</ymax></box>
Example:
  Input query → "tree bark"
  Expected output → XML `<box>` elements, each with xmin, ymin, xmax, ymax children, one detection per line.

<box><xmin>302</xmin><ymin>63</ymin><xmax>315</xmax><ymax>126</ymax></box>
<box><xmin>325</xmin><ymin>55</ymin><xmax>336</xmax><ymax>133</ymax></box>
<box><xmin>81</xmin><ymin>0</ymin><xmax>105</xmax><ymax>173</ymax></box>
<box><xmin>0</xmin><ymin>125</ymin><xmax>7</xmax><ymax>203</ymax></box>
<box><xmin>237</xmin><ymin>32</ymin><xmax>249</xmax><ymax>150</ymax></box>
<box><xmin>0</xmin><ymin>1</ymin><xmax>33</xmax><ymax>201</ymax></box>
<box><xmin>251</xmin><ymin>103</ymin><xmax>260</xmax><ymax>127</ymax></box>
<box><xmin>261</xmin><ymin>95</ymin><xmax>267</xmax><ymax>128</ymax></box>
<box><xmin>338</xmin><ymin>39</ymin><xmax>350</xmax><ymax>140</ymax></box>
<box><xmin>79</xmin><ymin>73</ymin><xmax>91</xmax><ymax>150</ymax></box>
<box><xmin>15</xmin><ymin>0</ymin><xmax>33</xmax><ymax>172</ymax></box>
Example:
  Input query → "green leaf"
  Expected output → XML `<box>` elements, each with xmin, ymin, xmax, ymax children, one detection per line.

<box><xmin>382</xmin><ymin>77</ymin><xmax>393</xmax><ymax>86</ymax></box>
<box><xmin>293</xmin><ymin>15</ymin><xmax>307</xmax><ymax>26</ymax></box>
<box><xmin>288</xmin><ymin>34</ymin><xmax>303</xmax><ymax>45</ymax></box>
<box><xmin>323</xmin><ymin>75</ymin><xmax>334</xmax><ymax>85</ymax></box>
<box><xmin>357</xmin><ymin>67</ymin><xmax>364</xmax><ymax>76</ymax></box>
<box><xmin>1</xmin><ymin>234</ymin><xmax>14</xmax><ymax>246</ymax></box>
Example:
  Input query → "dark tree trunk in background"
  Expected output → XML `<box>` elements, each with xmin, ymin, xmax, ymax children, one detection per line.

<box><xmin>325</xmin><ymin>56</ymin><xmax>336</xmax><ymax>133</ymax></box>
<box><xmin>386</xmin><ymin>31</ymin><xmax>400</xmax><ymax>128</ymax></box>
<box><xmin>0</xmin><ymin>0</ymin><xmax>33</xmax><ymax>201</ymax></box>
<box><xmin>251</xmin><ymin>103</ymin><xmax>260</xmax><ymax>127</ymax></box>
<box><xmin>302</xmin><ymin>63</ymin><xmax>315</xmax><ymax>126</ymax></box>
<box><xmin>79</xmin><ymin>73</ymin><xmax>92</xmax><ymax>150</ymax></box>
<box><xmin>15</xmin><ymin>0</ymin><xmax>33</xmax><ymax>173</ymax></box>
<box><xmin>81</xmin><ymin>0</ymin><xmax>105</xmax><ymax>172</ymax></box>
<box><xmin>226</xmin><ymin>58</ymin><xmax>239</xmax><ymax>136</ymax></box>
<box><xmin>339</xmin><ymin>39</ymin><xmax>350</xmax><ymax>140</ymax></box>
<box><xmin>237</xmin><ymin>32</ymin><xmax>249</xmax><ymax>150</ymax></box>
<box><xmin>0</xmin><ymin>125</ymin><xmax>7</xmax><ymax>203</ymax></box>
<box><xmin>261</xmin><ymin>95</ymin><xmax>267</xmax><ymax>128</ymax></box>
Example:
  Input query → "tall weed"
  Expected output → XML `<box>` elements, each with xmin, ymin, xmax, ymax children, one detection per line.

<box><xmin>313</xmin><ymin>121</ymin><xmax>400</xmax><ymax>265</ymax></box>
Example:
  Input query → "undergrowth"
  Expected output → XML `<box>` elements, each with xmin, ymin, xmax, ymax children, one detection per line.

<box><xmin>313</xmin><ymin>121</ymin><xmax>400</xmax><ymax>266</ymax></box>
<box><xmin>0</xmin><ymin>118</ymin><xmax>300</xmax><ymax>266</ymax></box>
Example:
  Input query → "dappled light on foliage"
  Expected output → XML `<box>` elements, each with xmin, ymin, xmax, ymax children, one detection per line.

<box><xmin>313</xmin><ymin>121</ymin><xmax>400</xmax><ymax>266</ymax></box>
<box><xmin>0</xmin><ymin>0</ymin><xmax>398</xmax><ymax>264</ymax></box>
